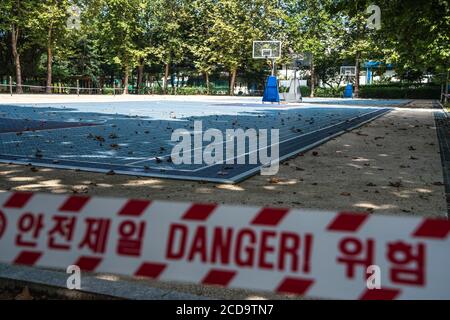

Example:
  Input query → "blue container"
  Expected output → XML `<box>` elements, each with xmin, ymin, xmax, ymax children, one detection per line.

<box><xmin>262</xmin><ymin>76</ymin><xmax>280</xmax><ymax>103</ymax></box>
<box><xmin>343</xmin><ymin>84</ymin><xmax>353</xmax><ymax>98</ymax></box>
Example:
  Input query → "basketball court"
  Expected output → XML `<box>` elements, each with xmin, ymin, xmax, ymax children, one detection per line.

<box><xmin>0</xmin><ymin>97</ymin><xmax>408</xmax><ymax>183</ymax></box>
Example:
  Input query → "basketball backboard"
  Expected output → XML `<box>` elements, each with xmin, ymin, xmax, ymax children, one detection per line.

<box><xmin>253</xmin><ymin>41</ymin><xmax>282</xmax><ymax>59</ymax></box>
<box><xmin>340</xmin><ymin>66</ymin><xmax>357</xmax><ymax>77</ymax></box>
<box><xmin>290</xmin><ymin>52</ymin><xmax>312</xmax><ymax>68</ymax></box>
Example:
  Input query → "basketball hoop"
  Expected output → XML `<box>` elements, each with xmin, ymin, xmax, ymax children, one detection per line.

<box><xmin>290</xmin><ymin>52</ymin><xmax>311</xmax><ymax>69</ymax></box>
<box><xmin>340</xmin><ymin>66</ymin><xmax>357</xmax><ymax>77</ymax></box>
<box><xmin>253</xmin><ymin>41</ymin><xmax>282</xmax><ymax>104</ymax></box>
<box><xmin>253</xmin><ymin>41</ymin><xmax>282</xmax><ymax>60</ymax></box>
<box><xmin>253</xmin><ymin>41</ymin><xmax>282</xmax><ymax>76</ymax></box>
<box><xmin>340</xmin><ymin>66</ymin><xmax>357</xmax><ymax>98</ymax></box>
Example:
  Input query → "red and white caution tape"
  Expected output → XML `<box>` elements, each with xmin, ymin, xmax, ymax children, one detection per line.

<box><xmin>0</xmin><ymin>192</ymin><xmax>449</xmax><ymax>300</ymax></box>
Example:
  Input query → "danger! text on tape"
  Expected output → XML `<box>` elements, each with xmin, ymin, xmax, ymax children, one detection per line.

<box><xmin>0</xmin><ymin>192</ymin><xmax>449</xmax><ymax>300</ymax></box>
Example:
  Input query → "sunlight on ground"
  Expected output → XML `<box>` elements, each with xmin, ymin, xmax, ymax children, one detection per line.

<box><xmin>216</xmin><ymin>184</ymin><xmax>245</xmax><ymax>191</ymax></box>
<box><xmin>15</xmin><ymin>179</ymin><xmax>64</xmax><ymax>190</ymax></box>
<box><xmin>8</xmin><ymin>176</ymin><xmax>37</xmax><ymax>182</ymax></box>
<box><xmin>414</xmin><ymin>188</ymin><xmax>433</xmax><ymax>193</ymax></box>
<box><xmin>245</xmin><ymin>295</ymin><xmax>268</xmax><ymax>300</ymax></box>
<box><xmin>353</xmin><ymin>202</ymin><xmax>398</xmax><ymax>210</ymax></box>
<box><xmin>123</xmin><ymin>179</ymin><xmax>164</xmax><ymax>187</ymax></box>
<box><xmin>391</xmin><ymin>188</ymin><xmax>433</xmax><ymax>199</ymax></box>
<box><xmin>0</xmin><ymin>170</ymin><xmax>21</xmax><ymax>176</ymax></box>
<box><xmin>96</xmin><ymin>183</ymin><xmax>113</xmax><ymax>188</ymax></box>
<box><xmin>351</xmin><ymin>157</ymin><xmax>371</xmax><ymax>162</ymax></box>
<box><xmin>96</xmin><ymin>275</ymin><xmax>120</xmax><ymax>282</ymax></box>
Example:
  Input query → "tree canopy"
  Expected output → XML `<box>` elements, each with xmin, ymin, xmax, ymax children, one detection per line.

<box><xmin>0</xmin><ymin>0</ymin><xmax>448</xmax><ymax>95</ymax></box>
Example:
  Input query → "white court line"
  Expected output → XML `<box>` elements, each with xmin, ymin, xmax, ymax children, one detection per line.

<box><xmin>0</xmin><ymin>109</ymin><xmax>391</xmax><ymax>184</ymax></box>
<box><xmin>0</xmin><ymin>108</ymin><xmax>389</xmax><ymax>174</ymax></box>
<box><xmin>127</xmin><ymin>108</ymin><xmax>385</xmax><ymax>168</ymax></box>
<box><xmin>151</xmin><ymin>108</ymin><xmax>390</xmax><ymax>173</ymax></box>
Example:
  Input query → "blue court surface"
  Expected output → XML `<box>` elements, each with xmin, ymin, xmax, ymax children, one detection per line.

<box><xmin>0</xmin><ymin>98</ymin><xmax>408</xmax><ymax>183</ymax></box>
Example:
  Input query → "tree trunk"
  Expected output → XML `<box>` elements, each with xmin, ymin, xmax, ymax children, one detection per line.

<box><xmin>163</xmin><ymin>63</ymin><xmax>169</xmax><ymax>94</ymax></box>
<box><xmin>445</xmin><ymin>68</ymin><xmax>449</xmax><ymax>104</ymax></box>
<box><xmin>123</xmin><ymin>65</ymin><xmax>130</xmax><ymax>95</ymax></box>
<box><xmin>137</xmin><ymin>62</ymin><xmax>144</xmax><ymax>94</ymax></box>
<box><xmin>46</xmin><ymin>27</ymin><xmax>53</xmax><ymax>94</ymax></box>
<box><xmin>170</xmin><ymin>69</ymin><xmax>175</xmax><ymax>93</ymax></box>
<box><xmin>205</xmin><ymin>72</ymin><xmax>210</xmax><ymax>95</ymax></box>
<box><xmin>99</xmin><ymin>76</ymin><xmax>104</xmax><ymax>93</ymax></box>
<box><xmin>11</xmin><ymin>24</ymin><xmax>23</xmax><ymax>94</ymax></box>
<box><xmin>354</xmin><ymin>52</ymin><xmax>361</xmax><ymax>98</ymax></box>
<box><xmin>229</xmin><ymin>69</ymin><xmax>237</xmax><ymax>96</ymax></box>
<box><xmin>310</xmin><ymin>54</ymin><xmax>315</xmax><ymax>97</ymax></box>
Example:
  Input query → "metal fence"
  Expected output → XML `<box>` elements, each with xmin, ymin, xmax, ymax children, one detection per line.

<box><xmin>0</xmin><ymin>77</ymin><xmax>264</xmax><ymax>96</ymax></box>
<box><xmin>0</xmin><ymin>81</ymin><xmax>125</xmax><ymax>96</ymax></box>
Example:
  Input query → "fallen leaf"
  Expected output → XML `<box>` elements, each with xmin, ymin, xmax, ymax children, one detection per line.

<box><xmin>269</xmin><ymin>177</ymin><xmax>281</xmax><ymax>184</ymax></box>
<box><xmin>15</xmin><ymin>287</ymin><xmax>33</xmax><ymax>300</ymax></box>
<box><xmin>389</xmin><ymin>180</ymin><xmax>403</xmax><ymax>188</ymax></box>
<box><xmin>109</xmin><ymin>133</ymin><xmax>118</xmax><ymax>139</ymax></box>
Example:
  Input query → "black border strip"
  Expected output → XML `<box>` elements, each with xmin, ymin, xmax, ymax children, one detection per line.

<box><xmin>0</xmin><ymin>108</ymin><xmax>391</xmax><ymax>184</ymax></box>
<box><xmin>433</xmin><ymin>101</ymin><xmax>450</xmax><ymax>217</ymax></box>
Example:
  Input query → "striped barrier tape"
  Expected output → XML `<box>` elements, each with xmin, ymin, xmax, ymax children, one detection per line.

<box><xmin>0</xmin><ymin>192</ymin><xmax>449</xmax><ymax>299</ymax></box>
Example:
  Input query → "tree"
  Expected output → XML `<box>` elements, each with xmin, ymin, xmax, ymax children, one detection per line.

<box><xmin>379</xmin><ymin>0</ymin><xmax>450</xmax><ymax>97</ymax></box>
<box><xmin>94</xmin><ymin>0</ymin><xmax>148</xmax><ymax>94</ymax></box>
<box><xmin>285</xmin><ymin>0</ymin><xmax>341</xmax><ymax>97</ymax></box>
<box><xmin>147</xmin><ymin>0</ymin><xmax>189</xmax><ymax>94</ymax></box>
<box><xmin>331</xmin><ymin>0</ymin><xmax>382</xmax><ymax>97</ymax></box>
<box><xmin>26</xmin><ymin>0</ymin><xmax>71</xmax><ymax>93</ymax></box>
<box><xmin>0</xmin><ymin>0</ymin><xmax>447</xmax><ymax>97</ymax></box>
<box><xmin>0</xmin><ymin>0</ymin><xmax>35</xmax><ymax>93</ymax></box>
<box><xmin>187</xmin><ymin>0</ymin><xmax>216</xmax><ymax>93</ymax></box>
<box><xmin>207</xmin><ymin>0</ymin><xmax>282</xmax><ymax>95</ymax></box>
<box><xmin>315</xmin><ymin>50</ymin><xmax>346</xmax><ymax>92</ymax></box>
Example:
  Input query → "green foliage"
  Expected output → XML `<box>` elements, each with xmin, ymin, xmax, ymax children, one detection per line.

<box><xmin>378</xmin><ymin>0</ymin><xmax>450</xmax><ymax>75</ymax></box>
<box><xmin>359</xmin><ymin>84</ymin><xmax>441</xmax><ymax>99</ymax></box>
<box><xmin>176</xmin><ymin>86</ymin><xmax>208</xmax><ymax>95</ymax></box>
<box><xmin>299</xmin><ymin>86</ymin><xmax>311</xmax><ymax>97</ymax></box>
<box><xmin>94</xmin><ymin>0</ymin><xmax>148</xmax><ymax>71</ymax></box>
<box><xmin>315</xmin><ymin>87</ymin><xmax>345</xmax><ymax>97</ymax></box>
<box><xmin>0</xmin><ymin>0</ymin><xmax>448</xmax><ymax>95</ymax></box>
<box><xmin>207</xmin><ymin>0</ymin><xmax>283</xmax><ymax>71</ymax></box>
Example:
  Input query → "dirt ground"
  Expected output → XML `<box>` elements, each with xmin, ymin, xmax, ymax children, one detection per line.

<box><xmin>0</xmin><ymin>98</ymin><xmax>446</xmax><ymax>299</ymax></box>
<box><xmin>0</xmin><ymin>103</ymin><xmax>446</xmax><ymax>217</ymax></box>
